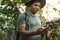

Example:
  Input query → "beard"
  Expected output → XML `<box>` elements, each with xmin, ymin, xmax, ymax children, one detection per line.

<box><xmin>31</xmin><ymin>9</ymin><xmax>38</xmax><ymax>14</ymax></box>
<box><xmin>29</xmin><ymin>8</ymin><xmax>39</xmax><ymax>14</ymax></box>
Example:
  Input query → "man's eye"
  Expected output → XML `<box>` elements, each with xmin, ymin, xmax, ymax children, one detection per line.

<box><xmin>35</xmin><ymin>5</ymin><xmax>37</xmax><ymax>6</ymax></box>
<box><xmin>35</xmin><ymin>5</ymin><xmax>40</xmax><ymax>7</ymax></box>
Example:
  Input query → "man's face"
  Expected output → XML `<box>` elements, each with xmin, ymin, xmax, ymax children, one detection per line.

<box><xmin>29</xmin><ymin>2</ymin><xmax>41</xmax><ymax>13</ymax></box>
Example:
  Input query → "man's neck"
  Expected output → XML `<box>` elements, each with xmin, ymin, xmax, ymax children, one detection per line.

<box><xmin>28</xmin><ymin>11</ymin><xmax>36</xmax><ymax>16</ymax></box>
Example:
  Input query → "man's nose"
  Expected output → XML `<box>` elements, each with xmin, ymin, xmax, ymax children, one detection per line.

<box><xmin>36</xmin><ymin>6</ymin><xmax>40</xmax><ymax>10</ymax></box>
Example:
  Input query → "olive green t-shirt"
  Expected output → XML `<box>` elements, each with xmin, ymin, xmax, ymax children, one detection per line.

<box><xmin>17</xmin><ymin>12</ymin><xmax>42</xmax><ymax>40</ymax></box>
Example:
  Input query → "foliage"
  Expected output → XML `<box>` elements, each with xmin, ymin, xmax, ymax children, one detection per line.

<box><xmin>0</xmin><ymin>0</ymin><xmax>21</xmax><ymax>40</ymax></box>
<box><xmin>0</xmin><ymin>0</ymin><xmax>60</xmax><ymax>40</ymax></box>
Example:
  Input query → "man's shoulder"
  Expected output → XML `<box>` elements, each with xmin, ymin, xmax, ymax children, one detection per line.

<box><xmin>19</xmin><ymin>13</ymin><xmax>26</xmax><ymax>17</ymax></box>
<box><xmin>19</xmin><ymin>13</ymin><xmax>25</xmax><ymax>16</ymax></box>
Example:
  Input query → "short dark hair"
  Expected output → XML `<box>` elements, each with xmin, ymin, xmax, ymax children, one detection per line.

<box><xmin>25</xmin><ymin>0</ymin><xmax>46</xmax><ymax>9</ymax></box>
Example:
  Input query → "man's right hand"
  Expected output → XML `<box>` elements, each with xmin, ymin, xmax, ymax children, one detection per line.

<box><xmin>37</xmin><ymin>26</ymin><xmax>48</xmax><ymax>35</ymax></box>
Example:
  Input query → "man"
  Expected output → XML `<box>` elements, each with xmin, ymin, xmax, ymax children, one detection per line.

<box><xmin>17</xmin><ymin>0</ymin><xmax>48</xmax><ymax>40</ymax></box>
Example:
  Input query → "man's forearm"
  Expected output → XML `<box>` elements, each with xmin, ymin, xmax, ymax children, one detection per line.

<box><xmin>20</xmin><ymin>30</ymin><xmax>39</xmax><ymax>37</ymax></box>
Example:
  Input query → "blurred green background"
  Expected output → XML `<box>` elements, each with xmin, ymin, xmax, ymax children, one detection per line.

<box><xmin>0</xmin><ymin>0</ymin><xmax>60</xmax><ymax>40</ymax></box>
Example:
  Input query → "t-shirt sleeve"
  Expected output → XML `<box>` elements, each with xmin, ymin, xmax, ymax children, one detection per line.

<box><xmin>17</xmin><ymin>14</ymin><xmax>25</xmax><ymax>26</ymax></box>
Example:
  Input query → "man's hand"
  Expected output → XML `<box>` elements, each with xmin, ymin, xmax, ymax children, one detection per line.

<box><xmin>37</xmin><ymin>24</ymin><xmax>49</xmax><ymax>35</ymax></box>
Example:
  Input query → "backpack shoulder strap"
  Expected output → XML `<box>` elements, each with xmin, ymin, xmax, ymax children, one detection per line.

<box><xmin>25</xmin><ymin>12</ymin><xmax>30</xmax><ymax>30</ymax></box>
